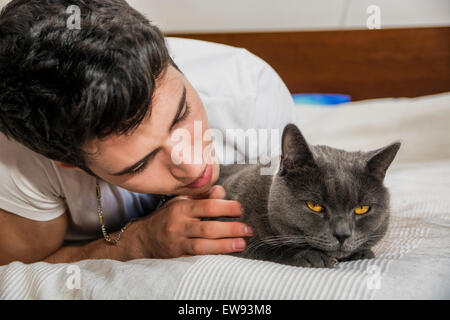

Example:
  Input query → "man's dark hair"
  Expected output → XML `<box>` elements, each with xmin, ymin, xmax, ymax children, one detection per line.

<box><xmin>0</xmin><ymin>0</ymin><xmax>179</xmax><ymax>176</ymax></box>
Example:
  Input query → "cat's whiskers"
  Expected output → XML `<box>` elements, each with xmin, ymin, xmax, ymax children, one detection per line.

<box><xmin>305</xmin><ymin>235</ymin><xmax>334</xmax><ymax>246</ymax></box>
<box><xmin>245</xmin><ymin>235</ymin><xmax>308</xmax><ymax>255</ymax></box>
<box><xmin>245</xmin><ymin>240</ymin><xmax>268</xmax><ymax>256</ymax></box>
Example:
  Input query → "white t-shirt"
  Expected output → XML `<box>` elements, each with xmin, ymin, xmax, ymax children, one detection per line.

<box><xmin>0</xmin><ymin>37</ymin><xmax>296</xmax><ymax>241</ymax></box>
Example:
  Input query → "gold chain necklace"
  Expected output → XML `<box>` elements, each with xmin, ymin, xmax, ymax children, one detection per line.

<box><xmin>95</xmin><ymin>179</ymin><xmax>170</xmax><ymax>245</ymax></box>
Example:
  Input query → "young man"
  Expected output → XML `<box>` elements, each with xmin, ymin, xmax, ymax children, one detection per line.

<box><xmin>0</xmin><ymin>0</ymin><xmax>295</xmax><ymax>265</ymax></box>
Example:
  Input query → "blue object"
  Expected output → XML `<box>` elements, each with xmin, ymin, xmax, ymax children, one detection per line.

<box><xmin>292</xmin><ymin>93</ymin><xmax>351</xmax><ymax>106</ymax></box>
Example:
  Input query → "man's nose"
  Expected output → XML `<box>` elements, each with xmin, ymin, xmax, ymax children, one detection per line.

<box><xmin>163</xmin><ymin>129</ymin><xmax>205</xmax><ymax>165</ymax></box>
<box><xmin>161</xmin><ymin>142</ymin><xmax>205</xmax><ymax>182</ymax></box>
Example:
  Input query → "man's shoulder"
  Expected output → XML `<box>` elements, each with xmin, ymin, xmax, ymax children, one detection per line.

<box><xmin>0</xmin><ymin>133</ymin><xmax>64</xmax><ymax>196</ymax></box>
<box><xmin>0</xmin><ymin>133</ymin><xmax>68</xmax><ymax>221</ymax></box>
<box><xmin>0</xmin><ymin>133</ymin><xmax>48</xmax><ymax>170</ymax></box>
<box><xmin>1</xmin><ymin>133</ymin><xmax>28</xmax><ymax>168</ymax></box>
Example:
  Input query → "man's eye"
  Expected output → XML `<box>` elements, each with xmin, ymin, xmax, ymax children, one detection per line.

<box><xmin>128</xmin><ymin>103</ymin><xmax>191</xmax><ymax>177</ymax></box>
<box><xmin>178</xmin><ymin>102</ymin><xmax>191</xmax><ymax>122</ymax></box>
<box><xmin>129</xmin><ymin>160</ymin><xmax>150</xmax><ymax>176</ymax></box>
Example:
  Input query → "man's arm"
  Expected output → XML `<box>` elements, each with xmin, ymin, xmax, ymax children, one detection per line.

<box><xmin>0</xmin><ymin>207</ymin><xmax>67</xmax><ymax>265</ymax></box>
<box><xmin>0</xmin><ymin>207</ymin><xmax>148</xmax><ymax>265</ymax></box>
<box><xmin>43</xmin><ymin>215</ymin><xmax>147</xmax><ymax>264</ymax></box>
<box><xmin>0</xmin><ymin>186</ymin><xmax>253</xmax><ymax>265</ymax></box>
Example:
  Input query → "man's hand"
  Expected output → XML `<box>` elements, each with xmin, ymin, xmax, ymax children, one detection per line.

<box><xmin>140</xmin><ymin>185</ymin><xmax>253</xmax><ymax>258</ymax></box>
<box><xmin>0</xmin><ymin>185</ymin><xmax>251</xmax><ymax>265</ymax></box>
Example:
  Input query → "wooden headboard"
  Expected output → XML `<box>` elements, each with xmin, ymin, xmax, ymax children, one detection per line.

<box><xmin>166</xmin><ymin>27</ymin><xmax>450</xmax><ymax>101</ymax></box>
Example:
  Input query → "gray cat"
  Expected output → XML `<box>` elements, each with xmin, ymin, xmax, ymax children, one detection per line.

<box><xmin>216</xmin><ymin>123</ymin><xmax>401</xmax><ymax>268</ymax></box>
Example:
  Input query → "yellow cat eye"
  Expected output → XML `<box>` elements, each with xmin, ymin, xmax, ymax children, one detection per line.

<box><xmin>306</xmin><ymin>201</ymin><xmax>324</xmax><ymax>213</ymax></box>
<box><xmin>354</xmin><ymin>206</ymin><xmax>370</xmax><ymax>215</ymax></box>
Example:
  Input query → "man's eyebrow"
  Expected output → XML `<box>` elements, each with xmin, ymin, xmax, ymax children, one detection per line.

<box><xmin>109</xmin><ymin>85</ymin><xmax>187</xmax><ymax>177</ymax></box>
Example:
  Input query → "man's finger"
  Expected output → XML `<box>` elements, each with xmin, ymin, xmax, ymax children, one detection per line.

<box><xmin>182</xmin><ymin>198</ymin><xmax>243</xmax><ymax>218</ymax></box>
<box><xmin>183</xmin><ymin>238</ymin><xmax>247</xmax><ymax>255</ymax></box>
<box><xmin>184</xmin><ymin>220</ymin><xmax>253</xmax><ymax>239</ymax></box>
<box><xmin>189</xmin><ymin>184</ymin><xmax>226</xmax><ymax>200</ymax></box>
<box><xmin>206</xmin><ymin>185</ymin><xmax>226</xmax><ymax>199</ymax></box>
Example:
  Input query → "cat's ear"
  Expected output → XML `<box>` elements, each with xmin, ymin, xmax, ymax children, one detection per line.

<box><xmin>366</xmin><ymin>142</ymin><xmax>401</xmax><ymax>180</ymax></box>
<box><xmin>280</xmin><ymin>123</ymin><xmax>316</xmax><ymax>175</ymax></box>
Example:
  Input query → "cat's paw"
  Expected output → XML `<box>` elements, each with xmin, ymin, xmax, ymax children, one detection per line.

<box><xmin>289</xmin><ymin>249</ymin><xmax>337</xmax><ymax>268</ymax></box>
<box><xmin>340</xmin><ymin>249</ymin><xmax>375</xmax><ymax>262</ymax></box>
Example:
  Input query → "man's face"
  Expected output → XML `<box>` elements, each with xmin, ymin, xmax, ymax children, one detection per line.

<box><xmin>82</xmin><ymin>65</ymin><xmax>220</xmax><ymax>196</ymax></box>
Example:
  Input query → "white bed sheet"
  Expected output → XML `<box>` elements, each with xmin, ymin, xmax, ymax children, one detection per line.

<box><xmin>1</xmin><ymin>93</ymin><xmax>449</xmax><ymax>299</ymax></box>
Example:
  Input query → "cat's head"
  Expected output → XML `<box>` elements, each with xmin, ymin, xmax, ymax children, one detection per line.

<box><xmin>267</xmin><ymin>123</ymin><xmax>401</xmax><ymax>259</ymax></box>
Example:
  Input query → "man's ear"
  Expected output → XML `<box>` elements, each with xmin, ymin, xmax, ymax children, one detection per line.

<box><xmin>56</xmin><ymin>162</ymin><xmax>76</xmax><ymax>169</ymax></box>
<box><xmin>56</xmin><ymin>162</ymin><xmax>88</xmax><ymax>174</ymax></box>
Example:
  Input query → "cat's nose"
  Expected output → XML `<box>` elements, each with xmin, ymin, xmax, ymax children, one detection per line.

<box><xmin>333</xmin><ymin>231</ymin><xmax>351</xmax><ymax>244</ymax></box>
<box><xmin>333</xmin><ymin>219</ymin><xmax>352</xmax><ymax>244</ymax></box>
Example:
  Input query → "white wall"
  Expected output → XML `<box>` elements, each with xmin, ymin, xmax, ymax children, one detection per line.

<box><xmin>1</xmin><ymin>0</ymin><xmax>449</xmax><ymax>32</ymax></box>
<box><xmin>344</xmin><ymin>0</ymin><xmax>450</xmax><ymax>29</ymax></box>
<box><xmin>126</xmin><ymin>0</ymin><xmax>450</xmax><ymax>33</ymax></box>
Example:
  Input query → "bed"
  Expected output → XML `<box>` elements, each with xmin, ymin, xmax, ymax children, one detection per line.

<box><xmin>1</xmin><ymin>29</ymin><xmax>449</xmax><ymax>299</ymax></box>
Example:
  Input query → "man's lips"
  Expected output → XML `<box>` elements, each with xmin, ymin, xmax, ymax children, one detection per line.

<box><xmin>186</xmin><ymin>163</ymin><xmax>213</xmax><ymax>188</ymax></box>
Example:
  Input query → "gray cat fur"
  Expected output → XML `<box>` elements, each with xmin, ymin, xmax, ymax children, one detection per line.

<box><xmin>216</xmin><ymin>123</ymin><xmax>401</xmax><ymax>268</ymax></box>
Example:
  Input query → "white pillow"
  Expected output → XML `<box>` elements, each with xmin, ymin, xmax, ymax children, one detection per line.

<box><xmin>294</xmin><ymin>93</ymin><xmax>450</xmax><ymax>163</ymax></box>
